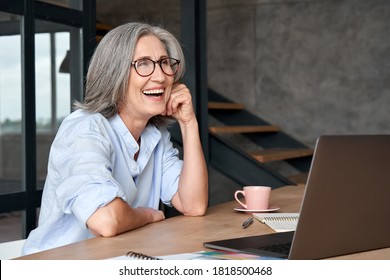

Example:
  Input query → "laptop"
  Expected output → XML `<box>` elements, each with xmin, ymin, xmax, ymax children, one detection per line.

<box><xmin>204</xmin><ymin>135</ymin><xmax>390</xmax><ymax>259</ymax></box>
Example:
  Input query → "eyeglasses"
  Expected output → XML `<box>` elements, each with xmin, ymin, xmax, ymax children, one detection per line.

<box><xmin>131</xmin><ymin>57</ymin><xmax>180</xmax><ymax>77</ymax></box>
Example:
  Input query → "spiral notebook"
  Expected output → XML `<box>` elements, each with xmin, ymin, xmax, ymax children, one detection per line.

<box><xmin>253</xmin><ymin>213</ymin><xmax>299</xmax><ymax>232</ymax></box>
<box><xmin>110</xmin><ymin>250</ymin><xmax>275</xmax><ymax>260</ymax></box>
<box><xmin>124</xmin><ymin>251</ymin><xmax>162</xmax><ymax>260</ymax></box>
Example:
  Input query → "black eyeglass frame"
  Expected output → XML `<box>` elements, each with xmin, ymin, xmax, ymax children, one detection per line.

<box><xmin>131</xmin><ymin>57</ymin><xmax>180</xmax><ymax>77</ymax></box>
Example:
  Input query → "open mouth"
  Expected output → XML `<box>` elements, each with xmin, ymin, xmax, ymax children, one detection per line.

<box><xmin>142</xmin><ymin>89</ymin><xmax>164</xmax><ymax>97</ymax></box>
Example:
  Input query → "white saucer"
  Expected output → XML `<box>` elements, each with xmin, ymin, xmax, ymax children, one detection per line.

<box><xmin>234</xmin><ymin>206</ymin><xmax>280</xmax><ymax>213</ymax></box>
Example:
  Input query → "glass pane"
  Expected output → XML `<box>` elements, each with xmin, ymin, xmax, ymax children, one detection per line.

<box><xmin>35</xmin><ymin>20</ymin><xmax>73</xmax><ymax>189</ymax></box>
<box><xmin>37</xmin><ymin>0</ymin><xmax>83</xmax><ymax>11</ymax></box>
<box><xmin>0</xmin><ymin>12</ymin><xmax>23</xmax><ymax>195</ymax></box>
<box><xmin>0</xmin><ymin>211</ymin><xmax>23</xmax><ymax>243</ymax></box>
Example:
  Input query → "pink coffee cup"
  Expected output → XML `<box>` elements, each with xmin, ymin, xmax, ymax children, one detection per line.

<box><xmin>234</xmin><ymin>186</ymin><xmax>271</xmax><ymax>210</ymax></box>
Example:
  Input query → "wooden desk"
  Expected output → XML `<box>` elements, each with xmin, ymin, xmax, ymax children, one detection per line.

<box><xmin>17</xmin><ymin>185</ymin><xmax>390</xmax><ymax>260</ymax></box>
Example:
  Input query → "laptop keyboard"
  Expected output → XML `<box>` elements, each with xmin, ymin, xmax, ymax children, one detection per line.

<box><xmin>258</xmin><ymin>242</ymin><xmax>292</xmax><ymax>255</ymax></box>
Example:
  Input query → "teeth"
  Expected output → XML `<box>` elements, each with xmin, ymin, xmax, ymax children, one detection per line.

<box><xmin>143</xmin><ymin>89</ymin><xmax>164</xmax><ymax>95</ymax></box>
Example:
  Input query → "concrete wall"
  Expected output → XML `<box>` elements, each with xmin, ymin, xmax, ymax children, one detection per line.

<box><xmin>208</xmin><ymin>0</ymin><xmax>390</xmax><ymax>146</ymax></box>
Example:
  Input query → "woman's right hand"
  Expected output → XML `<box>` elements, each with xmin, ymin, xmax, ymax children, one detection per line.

<box><xmin>137</xmin><ymin>207</ymin><xmax>165</xmax><ymax>223</ymax></box>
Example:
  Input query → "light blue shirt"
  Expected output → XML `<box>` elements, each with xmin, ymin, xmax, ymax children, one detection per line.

<box><xmin>22</xmin><ymin>110</ymin><xmax>182</xmax><ymax>255</ymax></box>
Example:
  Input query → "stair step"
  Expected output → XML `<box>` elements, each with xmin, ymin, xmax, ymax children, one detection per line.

<box><xmin>287</xmin><ymin>172</ymin><xmax>309</xmax><ymax>186</ymax></box>
<box><xmin>96</xmin><ymin>23</ymin><xmax>112</xmax><ymax>42</ymax></box>
<box><xmin>96</xmin><ymin>23</ymin><xmax>112</xmax><ymax>31</ymax></box>
<box><xmin>250</xmin><ymin>148</ymin><xmax>314</xmax><ymax>163</ymax></box>
<box><xmin>208</xmin><ymin>101</ymin><xmax>244</xmax><ymax>110</ymax></box>
<box><xmin>209</xmin><ymin>125</ymin><xmax>280</xmax><ymax>134</ymax></box>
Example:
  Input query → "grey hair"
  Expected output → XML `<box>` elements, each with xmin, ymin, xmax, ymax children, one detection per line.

<box><xmin>74</xmin><ymin>22</ymin><xmax>186</xmax><ymax>126</ymax></box>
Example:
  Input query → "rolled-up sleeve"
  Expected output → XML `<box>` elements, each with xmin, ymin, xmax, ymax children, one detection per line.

<box><xmin>22</xmin><ymin>111</ymin><xmax>143</xmax><ymax>254</ymax></box>
<box><xmin>51</xmin><ymin>121</ymin><xmax>126</xmax><ymax>227</ymax></box>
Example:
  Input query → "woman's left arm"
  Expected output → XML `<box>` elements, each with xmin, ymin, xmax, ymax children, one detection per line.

<box><xmin>166</xmin><ymin>83</ymin><xmax>208</xmax><ymax>216</ymax></box>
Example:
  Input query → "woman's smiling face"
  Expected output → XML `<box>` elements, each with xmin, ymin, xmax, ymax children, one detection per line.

<box><xmin>122</xmin><ymin>35</ymin><xmax>174</xmax><ymax>122</ymax></box>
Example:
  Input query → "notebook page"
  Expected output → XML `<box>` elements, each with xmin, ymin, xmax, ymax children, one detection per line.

<box><xmin>253</xmin><ymin>213</ymin><xmax>299</xmax><ymax>232</ymax></box>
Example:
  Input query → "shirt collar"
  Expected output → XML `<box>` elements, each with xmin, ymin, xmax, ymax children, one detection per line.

<box><xmin>108</xmin><ymin>114</ymin><xmax>162</xmax><ymax>154</ymax></box>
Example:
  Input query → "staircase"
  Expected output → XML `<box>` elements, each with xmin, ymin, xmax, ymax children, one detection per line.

<box><xmin>207</xmin><ymin>89</ymin><xmax>313</xmax><ymax>189</ymax></box>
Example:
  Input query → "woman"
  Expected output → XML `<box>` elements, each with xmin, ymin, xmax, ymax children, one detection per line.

<box><xmin>22</xmin><ymin>22</ymin><xmax>208</xmax><ymax>255</ymax></box>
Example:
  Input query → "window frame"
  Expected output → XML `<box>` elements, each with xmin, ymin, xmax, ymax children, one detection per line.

<box><xmin>0</xmin><ymin>0</ymin><xmax>96</xmax><ymax>238</ymax></box>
